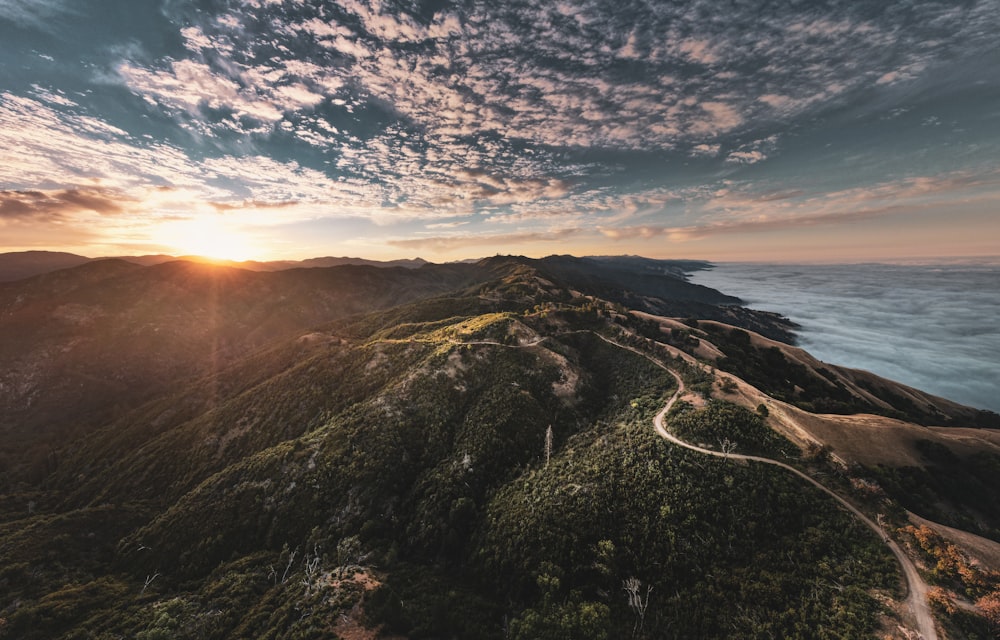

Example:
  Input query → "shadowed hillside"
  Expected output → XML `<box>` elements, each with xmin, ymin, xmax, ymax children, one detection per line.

<box><xmin>0</xmin><ymin>255</ymin><xmax>997</xmax><ymax>639</ymax></box>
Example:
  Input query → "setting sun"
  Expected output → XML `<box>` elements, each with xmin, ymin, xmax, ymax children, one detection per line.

<box><xmin>155</xmin><ymin>216</ymin><xmax>260</xmax><ymax>262</ymax></box>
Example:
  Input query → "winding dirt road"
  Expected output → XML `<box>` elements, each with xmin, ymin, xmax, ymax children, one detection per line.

<box><xmin>407</xmin><ymin>329</ymin><xmax>939</xmax><ymax>638</ymax></box>
<box><xmin>598</xmin><ymin>334</ymin><xmax>939</xmax><ymax>640</ymax></box>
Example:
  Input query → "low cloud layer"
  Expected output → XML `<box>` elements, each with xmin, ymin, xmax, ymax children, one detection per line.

<box><xmin>691</xmin><ymin>263</ymin><xmax>1000</xmax><ymax>413</ymax></box>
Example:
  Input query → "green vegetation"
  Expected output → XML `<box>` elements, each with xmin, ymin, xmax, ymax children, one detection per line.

<box><xmin>668</xmin><ymin>400</ymin><xmax>799</xmax><ymax>458</ymax></box>
<box><xmin>704</xmin><ymin>326</ymin><xmax>874</xmax><ymax>414</ymax></box>
<box><xmin>2</xmin><ymin>255</ymin><xmax>989</xmax><ymax>638</ymax></box>
<box><xmin>864</xmin><ymin>440</ymin><xmax>1000</xmax><ymax>542</ymax></box>
<box><xmin>476</xmin><ymin>415</ymin><xmax>897</xmax><ymax>639</ymax></box>
<box><xmin>0</xmin><ymin>308</ymin><xmax>901</xmax><ymax>639</ymax></box>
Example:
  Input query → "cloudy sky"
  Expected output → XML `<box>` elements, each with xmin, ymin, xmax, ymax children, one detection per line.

<box><xmin>2</xmin><ymin>0</ymin><xmax>999</xmax><ymax>261</ymax></box>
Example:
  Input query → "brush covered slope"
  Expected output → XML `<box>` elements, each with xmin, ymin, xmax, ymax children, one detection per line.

<box><xmin>643</xmin><ymin>314</ymin><xmax>1000</xmax><ymax>542</ymax></box>
<box><xmin>0</xmin><ymin>254</ymin><xmax>783</xmax><ymax>479</ymax></box>
<box><xmin>0</xmin><ymin>255</ymin><xmax>997</xmax><ymax>639</ymax></box>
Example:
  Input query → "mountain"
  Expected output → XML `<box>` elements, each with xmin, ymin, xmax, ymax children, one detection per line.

<box><xmin>0</xmin><ymin>258</ymin><xmax>482</xmax><ymax>453</ymax></box>
<box><xmin>142</xmin><ymin>255</ymin><xmax>431</xmax><ymax>271</ymax></box>
<box><xmin>0</xmin><ymin>250</ymin><xmax>93</xmax><ymax>282</ymax></box>
<box><xmin>0</xmin><ymin>255</ymin><xmax>997</xmax><ymax>639</ymax></box>
<box><xmin>0</xmin><ymin>251</ymin><xmax>429</xmax><ymax>282</ymax></box>
<box><xmin>282</xmin><ymin>256</ymin><xmax>428</xmax><ymax>270</ymax></box>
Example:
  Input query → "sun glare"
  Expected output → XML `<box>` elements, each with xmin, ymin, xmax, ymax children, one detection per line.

<box><xmin>156</xmin><ymin>216</ymin><xmax>260</xmax><ymax>262</ymax></box>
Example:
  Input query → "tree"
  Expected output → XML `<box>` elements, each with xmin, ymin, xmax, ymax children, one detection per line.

<box><xmin>623</xmin><ymin>577</ymin><xmax>652</xmax><ymax>637</ymax></box>
<box><xmin>719</xmin><ymin>437</ymin><xmax>737</xmax><ymax>461</ymax></box>
<box><xmin>977</xmin><ymin>591</ymin><xmax>1000</xmax><ymax>635</ymax></box>
<box><xmin>875</xmin><ymin>514</ymin><xmax>890</xmax><ymax>542</ymax></box>
<box><xmin>545</xmin><ymin>425</ymin><xmax>553</xmax><ymax>468</ymax></box>
<box><xmin>337</xmin><ymin>536</ymin><xmax>362</xmax><ymax>567</ymax></box>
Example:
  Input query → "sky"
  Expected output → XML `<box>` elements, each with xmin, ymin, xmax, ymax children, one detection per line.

<box><xmin>1</xmin><ymin>0</ymin><xmax>999</xmax><ymax>262</ymax></box>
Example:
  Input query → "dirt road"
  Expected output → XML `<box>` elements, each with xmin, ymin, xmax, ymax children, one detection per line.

<box><xmin>598</xmin><ymin>333</ymin><xmax>939</xmax><ymax>640</ymax></box>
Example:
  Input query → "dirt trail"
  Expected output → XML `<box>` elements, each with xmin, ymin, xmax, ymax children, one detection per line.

<box><xmin>387</xmin><ymin>329</ymin><xmax>941</xmax><ymax>638</ymax></box>
<box><xmin>596</xmin><ymin>333</ymin><xmax>939</xmax><ymax>640</ymax></box>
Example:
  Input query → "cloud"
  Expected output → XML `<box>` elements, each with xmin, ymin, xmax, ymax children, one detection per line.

<box><xmin>676</xmin><ymin>38</ymin><xmax>720</xmax><ymax>66</ymax></box>
<box><xmin>426</xmin><ymin>221</ymin><xmax>470</xmax><ymax>230</ymax></box>
<box><xmin>0</xmin><ymin>91</ymin><xmax>458</xmax><ymax>252</ymax></box>
<box><xmin>724</xmin><ymin>135</ymin><xmax>780</xmax><ymax>165</ymax></box>
<box><xmin>209</xmin><ymin>199</ymin><xmax>302</xmax><ymax>212</ymax></box>
<box><xmin>387</xmin><ymin>228</ymin><xmax>582</xmax><ymax>253</ymax></box>
<box><xmin>598</xmin><ymin>169</ymin><xmax>1000</xmax><ymax>242</ymax></box>
<box><xmin>0</xmin><ymin>0</ymin><xmax>71</xmax><ymax>29</ymax></box>
<box><xmin>5</xmin><ymin>0</ymin><xmax>1000</xmax><ymax>256</ymax></box>
<box><xmin>97</xmin><ymin>0</ymin><xmax>1000</xmax><ymax>226</ymax></box>
<box><xmin>0</xmin><ymin>188</ymin><xmax>116</xmax><ymax>220</ymax></box>
<box><xmin>0</xmin><ymin>187</ymin><xmax>130</xmax><ymax>220</ymax></box>
<box><xmin>130</xmin><ymin>0</ymin><xmax>987</xmax><ymax>161</ymax></box>
<box><xmin>0</xmin><ymin>92</ymin><xmax>204</xmax><ymax>191</ymax></box>
<box><xmin>726</xmin><ymin>150</ymin><xmax>767</xmax><ymax>165</ymax></box>
<box><xmin>118</xmin><ymin>60</ymin><xmax>286</xmax><ymax>125</ymax></box>
<box><xmin>598</xmin><ymin>226</ymin><xmax>670</xmax><ymax>241</ymax></box>
<box><xmin>691</xmin><ymin>143</ymin><xmax>721</xmax><ymax>157</ymax></box>
<box><xmin>448</xmin><ymin>171</ymin><xmax>572</xmax><ymax>206</ymax></box>
<box><xmin>30</xmin><ymin>84</ymin><xmax>77</xmax><ymax>108</ymax></box>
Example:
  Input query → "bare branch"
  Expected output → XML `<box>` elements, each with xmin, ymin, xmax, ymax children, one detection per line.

<box><xmin>141</xmin><ymin>573</ymin><xmax>160</xmax><ymax>595</ymax></box>
<box><xmin>545</xmin><ymin>425</ymin><xmax>553</xmax><ymax>468</ymax></box>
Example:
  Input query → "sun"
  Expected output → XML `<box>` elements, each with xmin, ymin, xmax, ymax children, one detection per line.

<box><xmin>156</xmin><ymin>216</ymin><xmax>261</xmax><ymax>262</ymax></box>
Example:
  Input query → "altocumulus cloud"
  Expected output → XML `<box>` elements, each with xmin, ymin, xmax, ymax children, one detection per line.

<box><xmin>0</xmin><ymin>188</ymin><xmax>128</xmax><ymax>220</ymax></box>
<box><xmin>2</xmin><ymin>0</ymin><xmax>999</xmax><ymax>253</ymax></box>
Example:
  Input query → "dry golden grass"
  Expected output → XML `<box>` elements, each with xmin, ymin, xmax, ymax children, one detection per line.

<box><xmin>719</xmin><ymin>374</ymin><xmax>1000</xmax><ymax>468</ymax></box>
<box><xmin>631</xmin><ymin>311</ymin><xmax>727</xmax><ymax>360</ymax></box>
<box><xmin>635</xmin><ymin>314</ymin><xmax>1000</xmax><ymax>468</ymax></box>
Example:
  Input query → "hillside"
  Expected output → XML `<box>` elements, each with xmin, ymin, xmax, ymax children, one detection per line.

<box><xmin>0</xmin><ymin>255</ymin><xmax>997</xmax><ymax>639</ymax></box>
<box><xmin>0</xmin><ymin>251</ymin><xmax>431</xmax><ymax>283</ymax></box>
<box><xmin>0</xmin><ymin>251</ymin><xmax>93</xmax><ymax>282</ymax></box>
<box><xmin>0</xmin><ymin>259</ymin><xmax>483</xmax><ymax>466</ymax></box>
<box><xmin>0</xmin><ymin>255</ymin><xmax>786</xmax><ymax>466</ymax></box>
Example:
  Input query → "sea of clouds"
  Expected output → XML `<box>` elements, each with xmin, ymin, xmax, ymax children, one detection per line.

<box><xmin>689</xmin><ymin>261</ymin><xmax>1000</xmax><ymax>414</ymax></box>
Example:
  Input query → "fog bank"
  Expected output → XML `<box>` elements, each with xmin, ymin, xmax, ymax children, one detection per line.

<box><xmin>689</xmin><ymin>262</ymin><xmax>1000</xmax><ymax>414</ymax></box>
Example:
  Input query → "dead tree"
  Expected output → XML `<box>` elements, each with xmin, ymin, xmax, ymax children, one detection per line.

<box><xmin>623</xmin><ymin>577</ymin><xmax>653</xmax><ymax>637</ymax></box>
<box><xmin>301</xmin><ymin>546</ymin><xmax>322</xmax><ymax>596</ymax></box>
<box><xmin>720</xmin><ymin>437</ymin><xmax>736</xmax><ymax>461</ymax></box>
<box><xmin>281</xmin><ymin>548</ymin><xmax>298</xmax><ymax>583</ymax></box>
<box><xmin>545</xmin><ymin>425</ymin><xmax>553</xmax><ymax>467</ymax></box>
<box><xmin>141</xmin><ymin>573</ymin><xmax>160</xmax><ymax>595</ymax></box>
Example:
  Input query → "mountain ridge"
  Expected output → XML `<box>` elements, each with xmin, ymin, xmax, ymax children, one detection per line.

<box><xmin>0</xmin><ymin>250</ymin><xmax>435</xmax><ymax>283</ymax></box>
<box><xmin>0</xmin><ymin>254</ymin><xmax>997</xmax><ymax>639</ymax></box>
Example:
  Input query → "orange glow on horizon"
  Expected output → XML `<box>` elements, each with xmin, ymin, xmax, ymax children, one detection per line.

<box><xmin>154</xmin><ymin>216</ymin><xmax>261</xmax><ymax>262</ymax></box>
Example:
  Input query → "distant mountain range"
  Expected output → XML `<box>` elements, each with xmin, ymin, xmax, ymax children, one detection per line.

<box><xmin>0</xmin><ymin>250</ymin><xmax>431</xmax><ymax>282</ymax></box>
<box><xmin>1</xmin><ymin>253</ymin><xmax>997</xmax><ymax>639</ymax></box>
